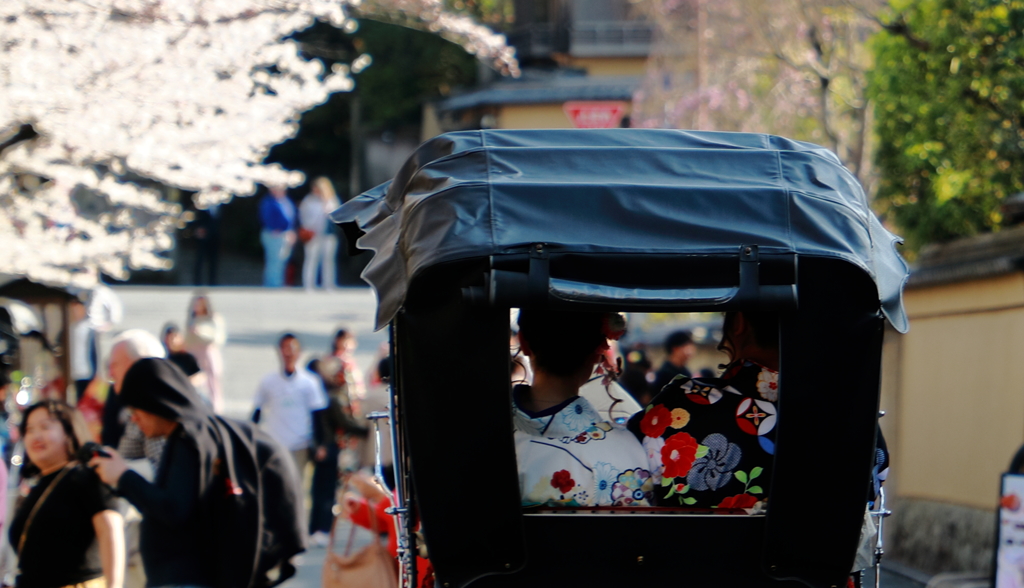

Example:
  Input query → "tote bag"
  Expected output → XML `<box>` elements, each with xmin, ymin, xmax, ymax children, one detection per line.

<box><xmin>322</xmin><ymin>501</ymin><xmax>398</xmax><ymax>588</ymax></box>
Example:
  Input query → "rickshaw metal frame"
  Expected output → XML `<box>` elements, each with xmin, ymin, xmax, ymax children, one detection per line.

<box><xmin>367</xmin><ymin>328</ymin><xmax>420</xmax><ymax>588</ymax></box>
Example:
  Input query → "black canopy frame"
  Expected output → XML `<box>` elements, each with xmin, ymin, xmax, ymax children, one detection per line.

<box><xmin>334</xmin><ymin>129</ymin><xmax>909</xmax><ymax>588</ymax></box>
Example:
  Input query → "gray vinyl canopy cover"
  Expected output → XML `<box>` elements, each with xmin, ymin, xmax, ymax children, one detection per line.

<box><xmin>331</xmin><ymin>129</ymin><xmax>910</xmax><ymax>332</ymax></box>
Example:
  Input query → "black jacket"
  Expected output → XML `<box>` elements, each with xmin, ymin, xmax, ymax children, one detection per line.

<box><xmin>119</xmin><ymin>358</ymin><xmax>306</xmax><ymax>588</ymax></box>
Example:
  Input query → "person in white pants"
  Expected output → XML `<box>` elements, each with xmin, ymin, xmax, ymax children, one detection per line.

<box><xmin>299</xmin><ymin>177</ymin><xmax>340</xmax><ymax>292</ymax></box>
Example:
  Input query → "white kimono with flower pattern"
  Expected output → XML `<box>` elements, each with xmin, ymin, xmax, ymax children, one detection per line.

<box><xmin>513</xmin><ymin>396</ymin><xmax>653</xmax><ymax>507</ymax></box>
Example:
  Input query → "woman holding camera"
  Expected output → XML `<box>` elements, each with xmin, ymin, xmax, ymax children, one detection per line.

<box><xmin>9</xmin><ymin>400</ymin><xmax>124</xmax><ymax>588</ymax></box>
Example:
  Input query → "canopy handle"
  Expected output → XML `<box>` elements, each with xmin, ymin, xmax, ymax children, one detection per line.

<box><xmin>462</xmin><ymin>245</ymin><xmax>797</xmax><ymax>311</ymax></box>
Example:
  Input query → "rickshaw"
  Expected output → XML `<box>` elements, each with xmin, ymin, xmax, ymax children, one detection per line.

<box><xmin>332</xmin><ymin>129</ymin><xmax>910</xmax><ymax>588</ymax></box>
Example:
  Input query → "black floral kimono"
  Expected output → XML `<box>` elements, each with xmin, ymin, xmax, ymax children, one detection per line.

<box><xmin>626</xmin><ymin>360</ymin><xmax>779</xmax><ymax>511</ymax></box>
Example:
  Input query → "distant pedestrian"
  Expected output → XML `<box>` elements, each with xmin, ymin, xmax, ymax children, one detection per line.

<box><xmin>299</xmin><ymin>177</ymin><xmax>340</xmax><ymax>292</ymax></box>
<box><xmin>85</xmin><ymin>280</ymin><xmax>124</xmax><ymax>336</ymax></box>
<box><xmin>184</xmin><ymin>294</ymin><xmax>226</xmax><ymax>413</ymax></box>
<box><xmin>12</xmin><ymin>400</ymin><xmax>124</xmax><ymax>588</ymax></box>
<box><xmin>192</xmin><ymin>204</ymin><xmax>222</xmax><ymax>286</ymax></box>
<box><xmin>306</xmin><ymin>356</ymin><xmax>368</xmax><ymax>547</ymax></box>
<box><xmin>330</xmin><ymin>328</ymin><xmax>365</xmax><ymax>407</ymax></box>
<box><xmin>650</xmin><ymin>329</ymin><xmax>696</xmax><ymax>395</ymax></box>
<box><xmin>161</xmin><ymin>323</ymin><xmax>200</xmax><ymax>377</ymax></box>
<box><xmin>69</xmin><ymin>298</ymin><xmax>97</xmax><ymax>401</ymax></box>
<box><xmin>70</xmin><ymin>281</ymin><xmax>123</xmax><ymax>403</ymax></box>
<box><xmin>252</xmin><ymin>334</ymin><xmax>328</xmax><ymax>478</ymax></box>
<box><xmin>162</xmin><ymin>322</ymin><xmax>213</xmax><ymax>407</ymax></box>
<box><xmin>91</xmin><ymin>358</ymin><xmax>306</xmax><ymax>588</ymax></box>
<box><xmin>103</xmin><ymin>329</ymin><xmax>166</xmax><ymax>456</ymax></box>
<box><xmin>258</xmin><ymin>185</ymin><xmax>297</xmax><ymax>288</ymax></box>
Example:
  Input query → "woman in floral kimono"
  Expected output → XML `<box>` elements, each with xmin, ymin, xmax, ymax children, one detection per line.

<box><xmin>628</xmin><ymin>311</ymin><xmax>779</xmax><ymax>512</ymax></box>
<box><xmin>513</xmin><ymin>310</ymin><xmax>653</xmax><ymax>507</ymax></box>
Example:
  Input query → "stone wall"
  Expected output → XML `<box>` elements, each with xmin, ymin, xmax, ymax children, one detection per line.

<box><xmin>886</xmin><ymin>497</ymin><xmax>996</xmax><ymax>575</ymax></box>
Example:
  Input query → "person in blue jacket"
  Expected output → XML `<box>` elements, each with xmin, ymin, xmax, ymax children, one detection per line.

<box><xmin>258</xmin><ymin>185</ymin><xmax>297</xmax><ymax>287</ymax></box>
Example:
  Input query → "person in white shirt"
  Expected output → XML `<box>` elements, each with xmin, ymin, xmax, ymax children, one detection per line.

<box><xmin>70</xmin><ymin>282</ymin><xmax>124</xmax><ymax>401</ymax></box>
<box><xmin>87</xmin><ymin>283</ymin><xmax>123</xmax><ymax>334</ymax></box>
<box><xmin>69</xmin><ymin>299</ymin><xmax>96</xmax><ymax>400</ymax></box>
<box><xmin>252</xmin><ymin>333</ymin><xmax>328</xmax><ymax>477</ymax></box>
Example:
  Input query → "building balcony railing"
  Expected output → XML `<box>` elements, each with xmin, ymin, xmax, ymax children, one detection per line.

<box><xmin>570</xmin><ymin>20</ymin><xmax>653</xmax><ymax>57</ymax></box>
<box><xmin>509</xmin><ymin>20</ymin><xmax>653</xmax><ymax>59</ymax></box>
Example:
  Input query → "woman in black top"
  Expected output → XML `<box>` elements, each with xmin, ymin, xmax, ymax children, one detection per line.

<box><xmin>9</xmin><ymin>401</ymin><xmax>124</xmax><ymax>588</ymax></box>
<box><xmin>160</xmin><ymin>323</ymin><xmax>201</xmax><ymax>378</ymax></box>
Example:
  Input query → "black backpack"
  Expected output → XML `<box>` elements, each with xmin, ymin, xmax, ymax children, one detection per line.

<box><xmin>209</xmin><ymin>417</ymin><xmax>307</xmax><ymax>588</ymax></box>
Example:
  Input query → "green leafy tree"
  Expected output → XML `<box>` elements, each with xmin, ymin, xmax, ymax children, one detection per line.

<box><xmin>869</xmin><ymin>0</ymin><xmax>1024</xmax><ymax>250</ymax></box>
<box><xmin>351</xmin><ymin>20</ymin><xmax>481</xmax><ymax>127</ymax></box>
<box><xmin>267</xmin><ymin>19</ymin><xmax>479</xmax><ymax>183</ymax></box>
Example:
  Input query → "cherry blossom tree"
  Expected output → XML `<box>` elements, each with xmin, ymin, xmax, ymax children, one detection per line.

<box><xmin>0</xmin><ymin>0</ymin><xmax>517</xmax><ymax>287</ymax></box>
<box><xmin>631</xmin><ymin>0</ymin><xmax>882</xmax><ymax>187</ymax></box>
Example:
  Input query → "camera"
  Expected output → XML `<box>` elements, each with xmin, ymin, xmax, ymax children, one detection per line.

<box><xmin>77</xmin><ymin>441</ymin><xmax>111</xmax><ymax>462</ymax></box>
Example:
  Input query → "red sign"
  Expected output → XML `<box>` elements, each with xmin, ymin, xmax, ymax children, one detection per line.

<box><xmin>563</xmin><ymin>101</ymin><xmax>628</xmax><ymax>129</ymax></box>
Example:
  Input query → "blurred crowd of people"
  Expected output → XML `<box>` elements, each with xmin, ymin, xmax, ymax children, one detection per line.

<box><xmin>251</xmin><ymin>328</ymin><xmax>393</xmax><ymax>547</ymax></box>
<box><xmin>613</xmin><ymin>329</ymin><xmax>706</xmax><ymax>407</ymax></box>
<box><xmin>0</xmin><ymin>287</ymin><xmax>391</xmax><ymax>588</ymax></box>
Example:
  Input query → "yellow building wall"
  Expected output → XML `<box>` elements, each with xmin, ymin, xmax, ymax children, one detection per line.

<box><xmin>562</xmin><ymin>56</ymin><xmax>648</xmax><ymax>77</ymax></box>
<box><xmin>891</xmin><ymin>273</ymin><xmax>1024</xmax><ymax>509</ymax></box>
<box><xmin>904</xmin><ymin>272</ymin><xmax>1024</xmax><ymax>317</ymax></box>
<box><xmin>497</xmin><ymin>104</ymin><xmax>576</xmax><ymax>129</ymax></box>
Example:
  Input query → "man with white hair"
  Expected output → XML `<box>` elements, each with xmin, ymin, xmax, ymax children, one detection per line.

<box><xmin>100</xmin><ymin>329</ymin><xmax>166</xmax><ymax>588</ymax></box>
<box><xmin>101</xmin><ymin>329</ymin><xmax>166</xmax><ymax>455</ymax></box>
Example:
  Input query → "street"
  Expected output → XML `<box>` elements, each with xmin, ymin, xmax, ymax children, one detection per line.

<box><xmin>108</xmin><ymin>286</ymin><xmax>387</xmax><ymax>420</ymax></box>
